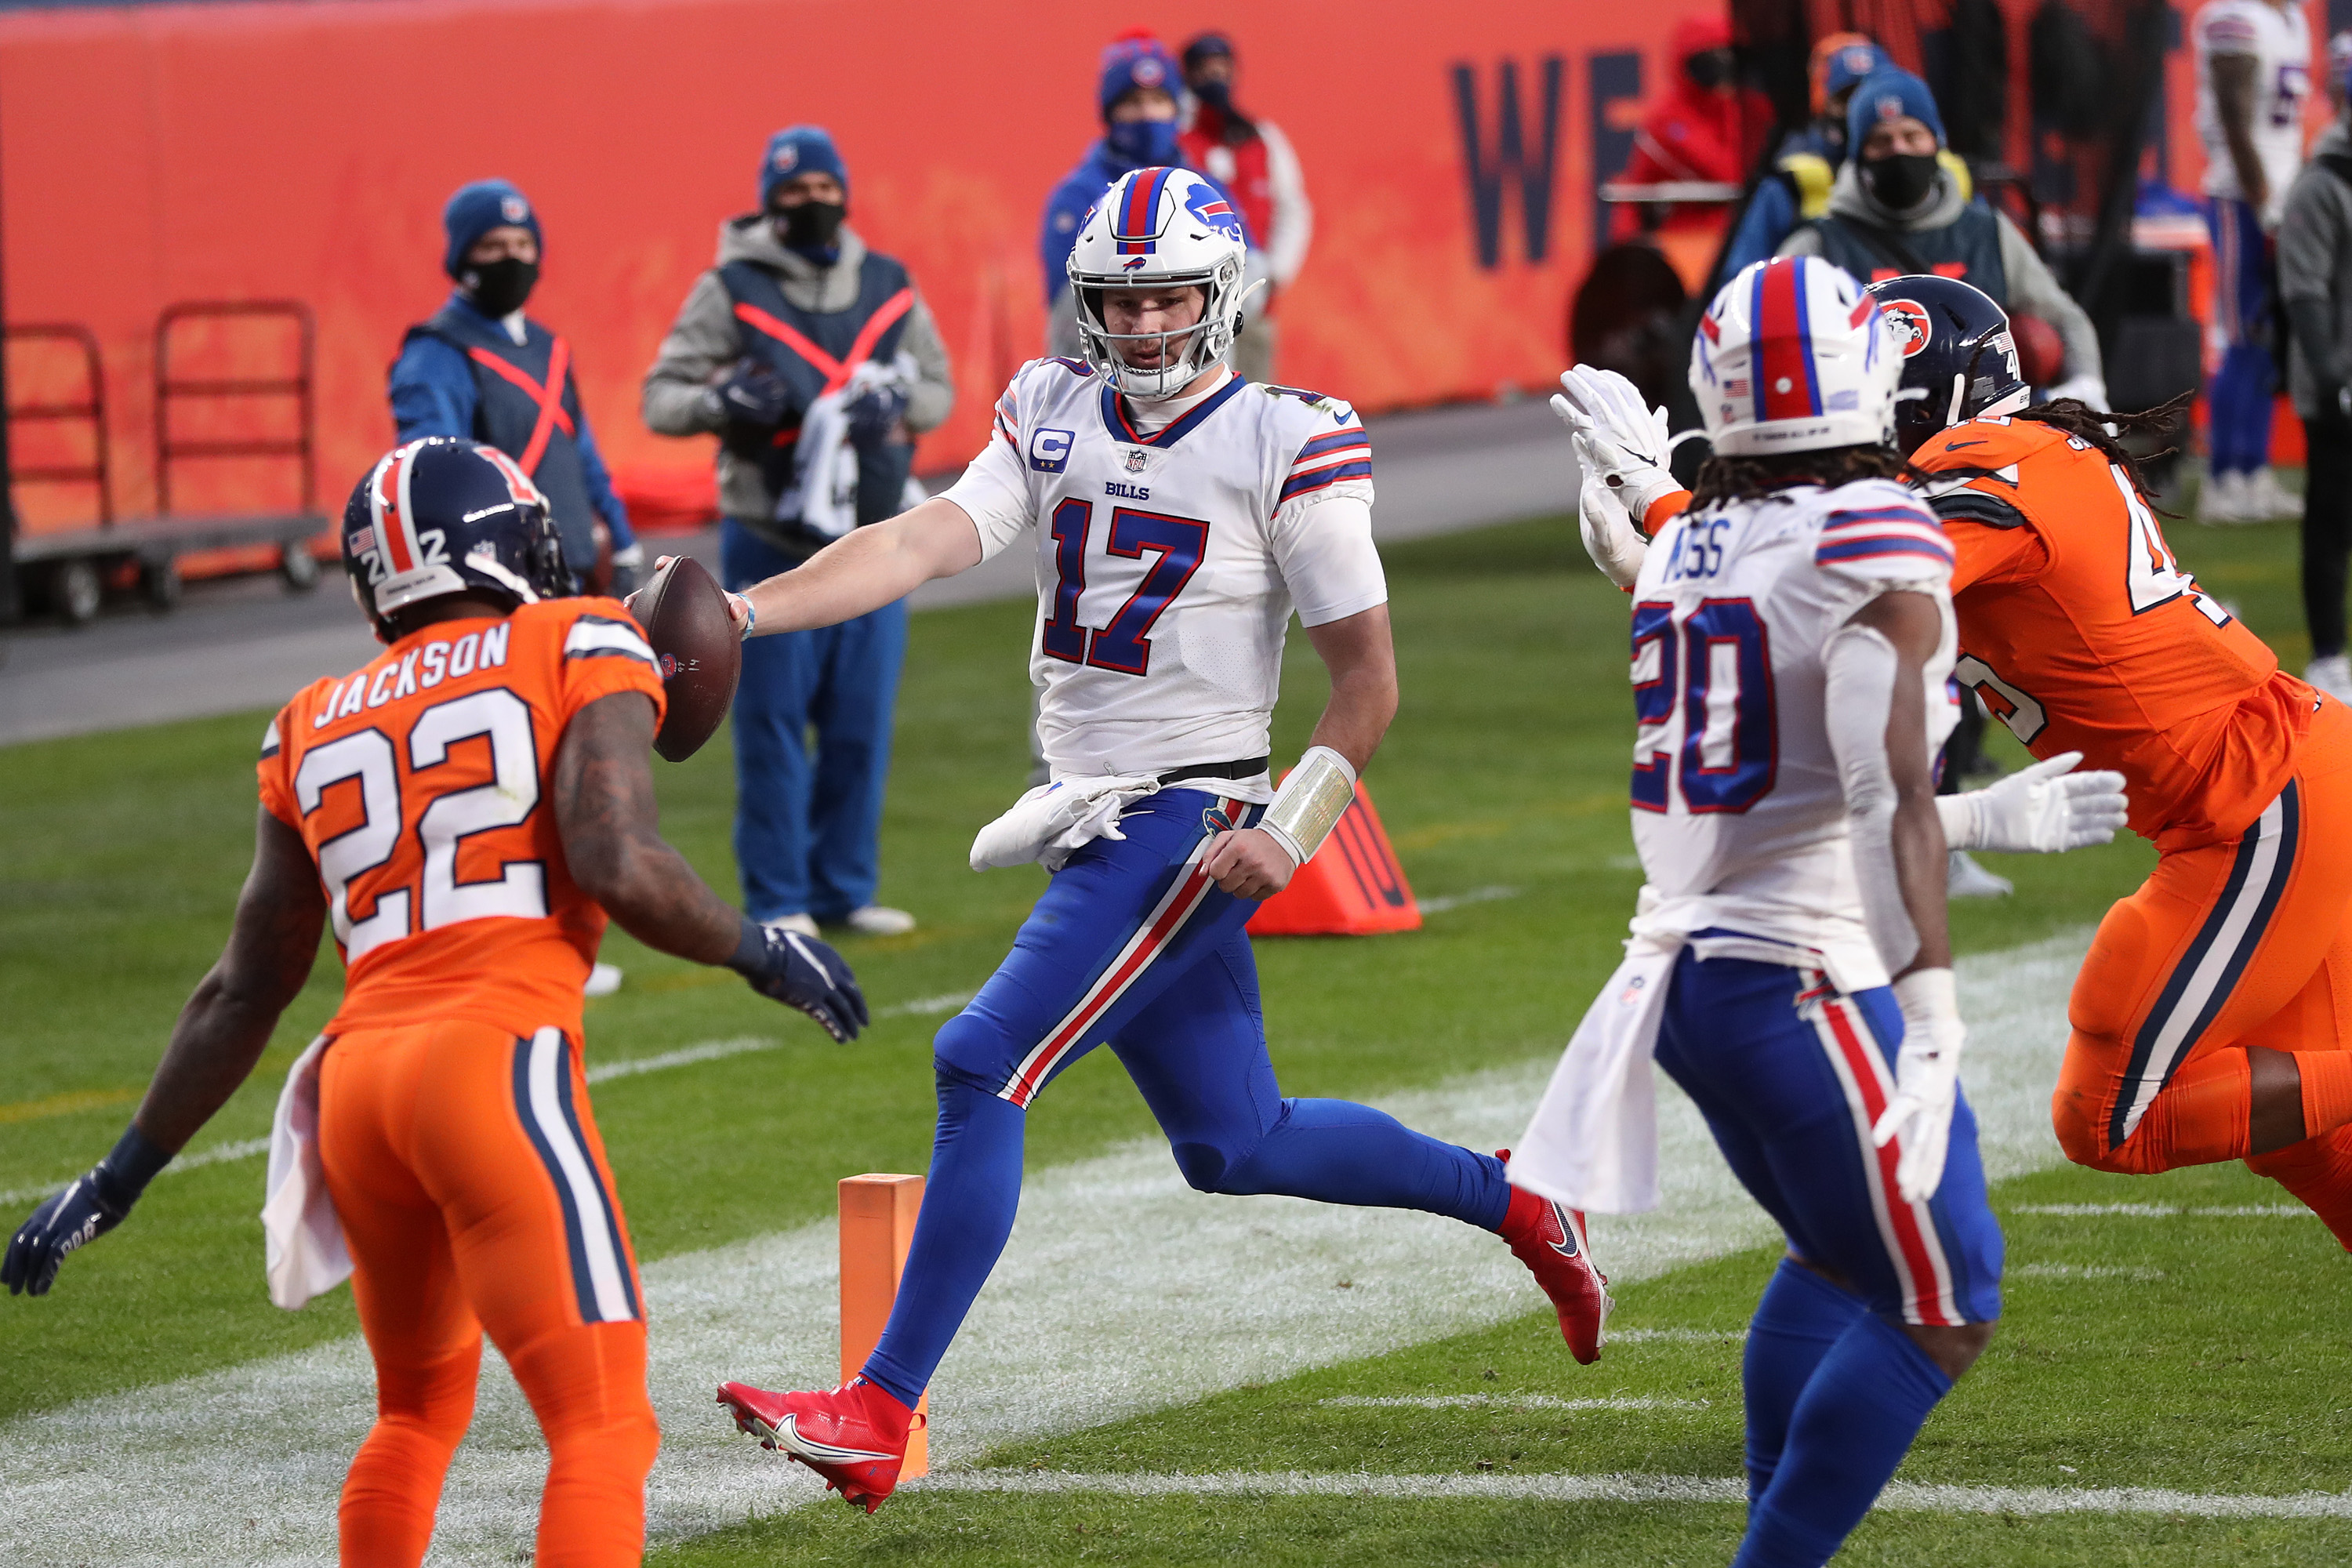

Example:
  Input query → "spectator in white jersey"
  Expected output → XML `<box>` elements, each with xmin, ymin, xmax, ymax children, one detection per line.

<box><xmin>2194</xmin><ymin>0</ymin><xmax>2314</xmax><ymax>524</ymax></box>
<box><xmin>1178</xmin><ymin>33</ymin><xmax>1312</xmax><ymax>383</ymax></box>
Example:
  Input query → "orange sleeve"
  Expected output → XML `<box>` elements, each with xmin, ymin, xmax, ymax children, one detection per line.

<box><xmin>554</xmin><ymin>600</ymin><xmax>669</xmax><ymax>731</ymax></box>
<box><xmin>256</xmin><ymin>699</ymin><xmax>302</xmax><ymax>828</ymax></box>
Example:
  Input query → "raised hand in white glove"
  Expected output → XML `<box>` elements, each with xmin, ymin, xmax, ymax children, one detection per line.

<box><xmin>1575</xmin><ymin>435</ymin><xmax>1652</xmax><ymax>590</ymax></box>
<box><xmin>1936</xmin><ymin>750</ymin><xmax>2129</xmax><ymax>854</ymax></box>
<box><xmin>1872</xmin><ymin>967</ymin><xmax>1965</xmax><ymax>1203</ymax></box>
<box><xmin>1552</xmin><ymin>366</ymin><xmax>1684</xmax><ymax>528</ymax></box>
<box><xmin>2045</xmin><ymin>374</ymin><xmax>2108</xmax><ymax>412</ymax></box>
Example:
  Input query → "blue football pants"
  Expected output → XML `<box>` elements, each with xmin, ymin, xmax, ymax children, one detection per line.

<box><xmin>2207</xmin><ymin>196</ymin><xmax>2276</xmax><ymax>479</ymax></box>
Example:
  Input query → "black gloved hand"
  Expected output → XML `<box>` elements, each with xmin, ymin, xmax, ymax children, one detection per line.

<box><xmin>728</xmin><ymin>916</ymin><xmax>869</xmax><ymax>1043</ymax></box>
<box><xmin>4</xmin><ymin>1126</ymin><xmax>169</xmax><ymax>1298</ymax></box>
<box><xmin>717</xmin><ymin>364</ymin><xmax>790</xmax><ymax>430</ymax></box>
<box><xmin>844</xmin><ymin>384</ymin><xmax>909</xmax><ymax>446</ymax></box>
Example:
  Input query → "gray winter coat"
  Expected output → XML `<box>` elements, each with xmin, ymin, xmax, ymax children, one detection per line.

<box><xmin>2279</xmin><ymin>122</ymin><xmax>2352</xmax><ymax>419</ymax></box>
<box><xmin>1779</xmin><ymin>162</ymin><xmax>2103</xmax><ymax>389</ymax></box>
<box><xmin>641</xmin><ymin>216</ymin><xmax>954</xmax><ymax>525</ymax></box>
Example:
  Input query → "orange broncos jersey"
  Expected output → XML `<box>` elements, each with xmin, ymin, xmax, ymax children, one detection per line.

<box><xmin>257</xmin><ymin>597</ymin><xmax>666</xmax><ymax>1040</ymax></box>
<box><xmin>1914</xmin><ymin>417</ymin><xmax>2313</xmax><ymax>851</ymax></box>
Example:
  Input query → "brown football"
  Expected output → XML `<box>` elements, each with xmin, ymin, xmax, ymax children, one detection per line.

<box><xmin>630</xmin><ymin>554</ymin><xmax>741</xmax><ymax>762</ymax></box>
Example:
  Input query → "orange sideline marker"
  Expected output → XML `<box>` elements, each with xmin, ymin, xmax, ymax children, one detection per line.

<box><xmin>1247</xmin><ymin>779</ymin><xmax>1421</xmax><ymax>936</ymax></box>
<box><xmin>839</xmin><ymin>1173</ymin><xmax>927</xmax><ymax>1478</ymax></box>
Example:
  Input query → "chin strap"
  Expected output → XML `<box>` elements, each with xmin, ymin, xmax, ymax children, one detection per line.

<box><xmin>1260</xmin><ymin>746</ymin><xmax>1358</xmax><ymax>868</ymax></box>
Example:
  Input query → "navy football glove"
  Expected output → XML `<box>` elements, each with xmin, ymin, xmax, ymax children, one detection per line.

<box><xmin>717</xmin><ymin>363</ymin><xmax>789</xmax><ymax>429</ymax></box>
<box><xmin>5</xmin><ymin>1126</ymin><xmax>169</xmax><ymax>1298</ymax></box>
<box><xmin>728</xmin><ymin>917</ymin><xmax>869</xmax><ymax>1043</ymax></box>
<box><xmin>844</xmin><ymin>384</ymin><xmax>908</xmax><ymax>446</ymax></box>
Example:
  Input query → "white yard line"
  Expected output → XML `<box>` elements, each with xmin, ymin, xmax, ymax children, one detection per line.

<box><xmin>2015</xmin><ymin>1263</ymin><xmax>2167</xmax><ymax>1282</ymax></box>
<box><xmin>2009</xmin><ymin>1203</ymin><xmax>2313</xmax><ymax>1218</ymax></box>
<box><xmin>1416</xmin><ymin>886</ymin><xmax>1521</xmax><ymax>915</ymax></box>
<box><xmin>0</xmin><ymin>931</ymin><xmax>2098</xmax><ymax>1564</ymax></box>
<box><xmin>906</xmin><ymin>1467</ymin><xmax>2352</xmax><ymax>1518</ymax></box>
<box><xmin>1318</xmin><ymin>1395</ymin><xmax>1708</xmax><ymax>1411</ymax></box>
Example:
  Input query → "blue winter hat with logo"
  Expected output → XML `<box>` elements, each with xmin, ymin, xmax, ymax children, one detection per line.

<box><xmin>1822</xmin><ymin>39</ymin><xmax>1887</xmax><ymax>102</ymax></box>
<box><xmin>441</xmin><ymin>180</ymin><xmax>541</xmax><ymax>279</ymax></box>
<box><xmin>760</xmin><ymin>125</ymin><xmax>850</xmax><ymax>209</ymax></box>
<box><xmin>1848</xmin><ymin>68</ymin><xmax>1947</xmax><ymax>152</ymax></box>
<box><xmin>1098</xmin><ymin>31</ymin><xmax>1180</xmax><ymax>121</ymax></box>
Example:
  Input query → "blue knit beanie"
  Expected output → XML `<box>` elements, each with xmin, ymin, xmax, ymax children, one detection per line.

<box><xmin>441</xmin><ymin>180</ymin><xmax>541</xmax><ymax>279</ymax></box>
<box><xmin>760</xmin><ymin>126</ymin><xmax>849</xmax><ymax>209</ymax></box>
<box><xmin>1848</xmin><ymin>69</ymin><xmax>1946</xmax><ymax>153</ymax></box>
<box><xmin>1098</xmin><ymin>32</ymin><xmax>1180</xmax><ymax>121</ymax></box>
<box><xmin>1822</xmin><ymin>40</ymin><xmax>1887</xmax><ymax>103</ymax></box>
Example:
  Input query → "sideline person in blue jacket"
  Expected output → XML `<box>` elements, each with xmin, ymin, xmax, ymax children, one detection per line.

<box><xmin>389</xmin><ymin>180</ymin><xmax>643</xmax><ymax>596</ymax></box>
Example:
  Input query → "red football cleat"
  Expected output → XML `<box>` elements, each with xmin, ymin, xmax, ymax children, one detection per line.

<box><xmin>1495</xmin><ymin>1149</ymin><xmax>1613</xmax><ymax>1364</ymax></box>
<box><xmin>717</xmin><ymin>1376</ymin><xmax>920</xmax><ymax>1514</ymax></box>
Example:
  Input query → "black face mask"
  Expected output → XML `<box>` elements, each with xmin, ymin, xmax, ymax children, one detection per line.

<box><xmin>462</xmin><ymin>256</ymin><xmax>539</xmax><ymax>318</ymax></box>
<box><xmin>1686</xmin><ymin>50</ymin><xmax>1733</xmax><ymax>91</ymax></box>
<box><xmin>1861</xmin><ymin>151</ymin><xmax>1940</xmax><ymax>212</ymax></box>
<box><xmin>775</xmin><ymin>201</ymin><xmax>847</xmax><ymax>255</ymax></box>
<box><xmin>1192</xmin><ymin>76</ymin><xmax>1232</xmax><ymax>110</ymax></box>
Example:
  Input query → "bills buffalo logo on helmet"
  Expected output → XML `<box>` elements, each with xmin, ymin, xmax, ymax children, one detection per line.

<box><xmin>1185</xmin><ymin>186</ymin><xmax>1244</xmax><ymax>244</ymax></box>
<box><xmin>500</xmin><ymin>194</ymin><xmax>529</xmax><ymax>223</ymax></box>
<box><xmin>1881</xmin><ymin>298</ymin><xmax>1933</xmax><ymax>358</ymax></box>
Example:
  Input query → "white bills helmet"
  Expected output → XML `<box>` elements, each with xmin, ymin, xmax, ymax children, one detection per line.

<box><xmin>1690</xmin><ymin>256</ymin><xmax>1900</xmax><ymax>457</ymax></box>
<box><xmin>1068</xmin><ymin>165</ymin><xmax>1250</xmax><ymax>399</ymax></box>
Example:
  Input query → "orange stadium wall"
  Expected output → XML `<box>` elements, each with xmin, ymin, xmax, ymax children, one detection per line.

<box><xmin>0</xmin><ymin>0</ymin><xmax>2259</xmax><ymax>535</ymax></box>
<box><xmin>0</xmin><ymin>0</ymin><xmax>1715</xmax><ymax>532</ymax></box>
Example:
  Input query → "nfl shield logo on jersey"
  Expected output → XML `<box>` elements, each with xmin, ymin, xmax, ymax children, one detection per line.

<box><xmin>1124</xmin><ymin>448</ymin><xmax>1148</xmax><ymax>474</ymax></box>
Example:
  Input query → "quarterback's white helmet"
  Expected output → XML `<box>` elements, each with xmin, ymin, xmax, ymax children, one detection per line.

<box><xmin>1067</xmin><ymin>165</ymin><xmax>1251</xmax><ymax>399</ymax></box>
<box><xmin>1690</xmin><ymin>256</ymin><xmax>1900</xmax><ymax>457</ymax></box>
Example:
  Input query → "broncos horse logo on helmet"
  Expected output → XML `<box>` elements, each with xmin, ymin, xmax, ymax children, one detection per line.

<box><xmin>1066</xmin><ymin>165</ymin><xmax>1258</xmax><ymax>399</ymax></box>
<box><xmin>341</xmin><ymin>437</ymin><xmax>575</xmax><ymax>644</ymax></box>
<box><xmin>1863</xmin><ymin>274</ymin><xmax>2030</xmax><ymax>456</ymax></box>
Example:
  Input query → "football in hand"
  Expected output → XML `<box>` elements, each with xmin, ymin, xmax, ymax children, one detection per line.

<box><xmin>628</xmin><ymin>554</ymin><xmax>741</xmax><ymax>762</ymax></box>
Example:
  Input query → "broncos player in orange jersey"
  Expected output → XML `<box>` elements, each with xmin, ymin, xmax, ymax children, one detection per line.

<box><xmin>1561</xmin><ymin>274</ymin><xmax>2352</xmax><ymax>1247</ymax></box>
<box><xmin>2</xmin><ymin>437</ymin><xmax>867</xmax><ymax>1568</ymax></box>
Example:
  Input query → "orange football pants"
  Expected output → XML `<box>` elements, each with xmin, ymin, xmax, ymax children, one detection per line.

<box><xmin>2055</xmin><ymin>703</ymin><xmax>2352</xmax><ymax>1243</ymax></box>
<box><xmin>319</xmin><ymin>1019</ymin><xmax>659</xmax><ymax>1567</ymax></box>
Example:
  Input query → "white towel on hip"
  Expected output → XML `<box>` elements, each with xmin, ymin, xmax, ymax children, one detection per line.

<box><xmin>1508</xmin><ymin>934</ymin><xmax>1682</xmax><ymax>1214</ymax></box>
<box><xmin>971</xmin><ymin>775</ymin><xmax>1163</xmax><ymax>873</ymax></box>
<box><xmin>261</xmin><ymin>1036</ymin><xmax>351</xmax><ymax>1311</ymax></box>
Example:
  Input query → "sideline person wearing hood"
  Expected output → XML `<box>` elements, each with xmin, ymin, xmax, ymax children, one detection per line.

<box><xmin>1040</xmin><ymin>31</ymin><xmax>1260</xmax><ymax>365</ymax></box>
<box><xmin>1177</xmin><ymin>31</ymin><xmax>1310</xmax><ymax>383</ymax></box>
<box><xmin>1607</xmin><ymin>16</ymin><xmax>1773</xmax><ymax>242</ymax></box>
<box><xmin>641</xmin><ymin>126</ymin><xmax>953</xmax><ymax>942</ymax></box>
<box><xmin>1778</xmin><ymin>70</ymin><xmax>2106</xmax><ymax>405</ymax></box>
<box><xmin>390</xmin><ymin>180</ymin><xmax>642</xmax><ymax>595</ymax></box>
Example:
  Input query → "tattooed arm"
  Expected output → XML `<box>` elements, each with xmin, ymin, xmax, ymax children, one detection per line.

<box><xmin>554</xmin><ymin>691</ymin><xmax>750</xmax><ymax>964</ymax></box>
<box><xmin>126</xmin><ymin>809</ymin><xmax>328</xmax><ymax>1152</ymax></box>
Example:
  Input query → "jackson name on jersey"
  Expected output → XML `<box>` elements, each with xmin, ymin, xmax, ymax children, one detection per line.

<box><xmin>1629</xmin><ymin>477</ymin><xmax>1958</xmax><ymax>990</ymax></box>
<box><xmin>942</xmin><ymin>358</ymin><xmax>1385</xmax><ymax>795</ymax></box>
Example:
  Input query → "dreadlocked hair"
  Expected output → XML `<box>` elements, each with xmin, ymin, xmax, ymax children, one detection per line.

<box><xmin>2014</xmin><ymin>393</ymin><xmax>2191</xmax><ymax>506</ymax></box>
<box><xmin>1686</xmin><ymin>444</ymin><xmax>1925</xmax><ymax>508</ymax></box>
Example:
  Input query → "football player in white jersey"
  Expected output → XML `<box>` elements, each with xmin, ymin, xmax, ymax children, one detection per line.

<box><xmin>2196</xmin><ymin>0</ymin><xmax>2313</xmax><ymax>521</ymax></box>
<box><xmin>1517</xmin><ymin>257</ymin><xmax>2007</xmax><ymax>1568</ymax></box>
<box><xmin>692</xmin><ymin>165</ymin><xmax>1609</xmax><ymax>1511</ymax></box>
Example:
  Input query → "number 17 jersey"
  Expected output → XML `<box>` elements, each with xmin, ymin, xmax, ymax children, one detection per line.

<box><xmin>942</xmin><ymin>359</ymin><xmax>1385</xmax><ymax>789</ymax></box>
<box><xmin>1629</xmin><ymin>477</ymin><xmax>1957</xmax><ymax>986</ymax></box>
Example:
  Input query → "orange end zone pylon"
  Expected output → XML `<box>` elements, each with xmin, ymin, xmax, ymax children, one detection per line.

<box><xmin>840</xmin><ymin>1173</ymin><xmax>927</xmax><ymax>1479</ymax></box>
<box><xmin>1246</xmin><ymin>779</ymin><xmax>1421</xmax><ymax>936</ymax></box>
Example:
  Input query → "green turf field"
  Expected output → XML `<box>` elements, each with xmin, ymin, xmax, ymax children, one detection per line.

<box><xmin>3</xmin><ymin>506</ymin><xmax>2345</xmax><ymax>1565</ymax></box>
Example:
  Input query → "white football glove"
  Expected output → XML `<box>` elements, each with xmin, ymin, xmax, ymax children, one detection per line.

<box><xmin>1552</xmin><ymin>366</ymin><xmax>1684</xmax><ymax>528</ymax></box>
<box><xmin>970</xmin><ymin>776</ymin><xmax>1160</xmax><ymax>873</ymax></box>
<box><xmin>1936</xmin><ymin>751</ymin><xmax>2129</xmax><ymax>854</ymax></box>
<box><xmin>1574</xmin><ymin>435</ymin><xmax>1652</xmax><ymax>590</ymax></box>
<box><xmin>1872</xmin><ymin>967</ymin><xmax>1965</xmax><ymax>1203</ymax></box>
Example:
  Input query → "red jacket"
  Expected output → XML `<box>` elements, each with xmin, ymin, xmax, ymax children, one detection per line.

<box><xmin>1610</xmin><ymin>16</ymin><xmax>1771</xmax><ymax>241</ymax></box>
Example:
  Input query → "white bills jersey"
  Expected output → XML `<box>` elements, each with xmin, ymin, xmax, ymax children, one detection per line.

<box><xmin>941</xmin><ymin>360</ymin><xmax>1384</xmax><ymax>794</ymax></box>
<box><xmin>1628</xmin><ymin>477</ymin><xmax>1958</xmax><ymax>988</ymax></box>
<box><xmin>2195</xmin><ymin>0</ymin><xmax>2311</xmax><ymax>223</ymax></box>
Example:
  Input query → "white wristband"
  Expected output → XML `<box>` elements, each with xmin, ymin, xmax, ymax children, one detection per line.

<box><xmin>1262</xmin><ymin>746</ymin><xmax>1357</xmax><ymax>868</ymax></box>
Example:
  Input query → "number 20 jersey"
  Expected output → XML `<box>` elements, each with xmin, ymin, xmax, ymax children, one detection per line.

<box><xmin>1629</xmin><ymin>477</ymin><xmax>1957</xmax><ymax>982</ymax></box>
<box><xmin>256</xmin><ymin>597</ymin><xmax>667</xmax><ymax>1040</ymax></box>
<box><xmin>942</xmin><ymin>359</ymin><xmax>1384</xmax><ymax>788</ymax></box>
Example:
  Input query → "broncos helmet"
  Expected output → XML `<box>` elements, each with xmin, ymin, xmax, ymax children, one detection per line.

<box><xmin>1864</xmin><ymin>275</ymin><xmax>2031</xmax><ymax>456</ymax></box>
<box><xmin>341</xmin><ymin>437</ymin><xmax>572</xmax><ymax>644</ymax></box>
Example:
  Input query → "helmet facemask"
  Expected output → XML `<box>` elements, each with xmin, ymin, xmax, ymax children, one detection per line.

<box><xmin>1065</xmin><ymin>166</ymin><xmax>1254</xmax><ymax>401</ymax></box>
<box><xmin>1072</xmin><ymin>256</ymin><xmax>1245</xmax><ymax>399</ymax></box>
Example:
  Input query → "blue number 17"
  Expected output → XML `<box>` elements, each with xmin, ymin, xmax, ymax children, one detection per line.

<box><xmin>1040</xmin><ymin>500</ymin><xmax>1210</xmax><ymax>677</ymax></box>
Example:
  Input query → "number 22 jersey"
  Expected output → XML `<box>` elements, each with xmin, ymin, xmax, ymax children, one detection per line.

<box><xmin>940</xmin><ymin>359</ymin><xmax>1386</xmax><ymax>793</ymax></box>
<box><xmin>1628</xmin><ymin>477</ymin><xmax>1958</xmax><ymax>989</ymax></box>
<box><xmin>256</xmin><ymin>597</ymin><xmax>667</xmax><ymax>1040</ymax></box>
